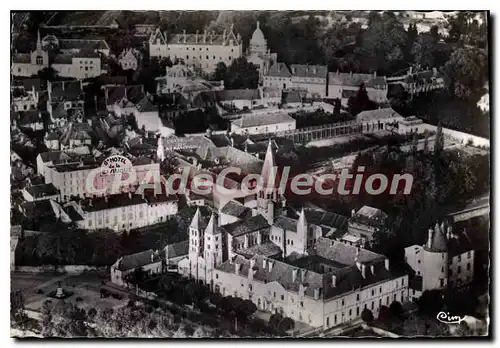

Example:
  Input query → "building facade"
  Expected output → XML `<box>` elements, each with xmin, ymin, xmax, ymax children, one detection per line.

<box><xmin>149</xmin><ymin>26</ymin><xmax>243</xmax><ymax>73</ymax></box>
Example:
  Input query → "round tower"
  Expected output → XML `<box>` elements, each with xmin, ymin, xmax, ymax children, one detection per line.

<box><xmin>422</xmin><ymin>222</ymin><xmax>449</xmax><ymax>291</ymax></box>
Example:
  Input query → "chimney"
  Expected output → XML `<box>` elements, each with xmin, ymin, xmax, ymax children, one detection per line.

<box><xmin>231</xmin><ymin>137</ymin><xmax>234</xmax><ymax>147</ymax></box>
<box><xmin>263</xmin><ymin>259</ymin><xmax>267</xmax><ymax>269</ymax></box>
<box><xmin>250</xmin><ymin>258</ymin><xmax>256</xmax><ymax>269</ymax></box>
<box><xmin>332</xmin><ymin>274</ymin><xmax>337</xmax><ymax>287</ymax></box>
<box><xmin>210</xmin><ymin>31</ymin><xmax>214</xmax><ymax>44</ymax></box>
<box><xmin>370</xmin><ymin>264</ymin><xmax>375</xmax><ymax>275</ymax></box>
<box><xmin>292</xmin><ymin>269</ymin><xmax>298</xmax><ymax>282</ymax></box>
<box><xmin>203</xmin><ymin>30</ymin><xmax>207</xmax><ymax>43</ymax></box>
<box><xmin>350</xmin><ymin>71</ymin><xmax>353</xmax><ymax>77</ymax></box>
<box><xmin>373</xmin><ymin>71</ymin><xmax>377</xmax><ymax>78</ymax></box>
<box><xmin>235</xmin><ymin>262</ymin><xmax>239</xmax><ymax>275</ymax></box>
<box><xmin>128</xmin><ymin>192</ymin><xmax>132</xmax><ymax>199</ymax></box>
<box><xmin>351</xmin><ymin>208</ymin><xmax>356</xmax><ymax>217</ymax></box>
<box><xmin>267</xmin><ymin>201</ymin><xmax>274</xmax><ymax>224</ymax></box>
<box><xmin>385</xmin><ymin>258</ymin><xmax>390</xmax><ymax>271</ymax></box>
<box><xmin>447</xmin><ymin>226</ymin><xmax>452</xmax><ymax>240</ymax></box>
<box><xmin>151</xmin><ymin>252</ymin><xmax>154</xmax><ymax>262</ymax></box>
<box><xmin>257</xmin><ymin>232</ymin><xmax>262</xmax><ymax>244</ymax></box>
<box><xmin>427</xmin><ymin>228</ymin><xmax>434</xmax><ymax>248</ymax></box>
<box><xmin>183</xmin><ymin>30</ymin><xmax>186</xmax><ymax>43</ymax></box>
<box><xmin>313</xmin><ymin>288</ymin><xmax>320</xmax><ymax>300</ymax></box>
<box><xmin>141</xmin><ymin>190</ymin><xmax>145</xmax><ymax>200</ymax></box>
<box><xmin>361</xmin><ymin>264</ymin><xmax>366</xmax><ymax>278</ymax></box>
<box><xmin>268</xmin><ymin>260</ymin><xmax>273</xmax><ymax>272</ymax></box>
<box><xmin>195</xmin><ymin>30</ymin><xmax>199</xmax><ymax>43</ymax></box>
<box><xmin>244</xmin><ymin>234</ymin><xmax>249</xmax><ymax>248</ymax></box>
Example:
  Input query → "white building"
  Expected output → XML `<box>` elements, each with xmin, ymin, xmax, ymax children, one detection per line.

<box><xmin>80</xmin><ymin>191</ymin><xmax>179</xmax><ymax>232</ymax></box>
<box><xmin>290</xmin><ymin>64</ymin><xmax>328</xmax><ymax>98</ymax></box>
<box><xmin>216</xmin><ymin>89</ymin><xmax>262</xmax><ymax>110</ymax></box>
<box><xmin>111</xmin><ymin>249</ymin><xmax>162</xmax><ymax>287</ymax></box>
<box><xmin>230</xmin><ymin>110</ymin><xmax>296</xmax><ymax>135</ymax></box>
<box><xmin>327</xmin><ymin>71</ymin><xmax>388</xmax><ymax>106</ymax></box>
<box><xmin>405</xmin><ymin>222</ymin><xmax>475</xmax><ymax>301</ymax></box>
<box><xmin>263</xmin><ymin>63</ymin><xmax>293</xmax><ymax>89</ymax></box>
<box><xmin>11</xmin><ymin>31</ymin><xmax>49</xmax><ymax>77</ymax></box>
<box><xmin>356</xmin><ymin>108</ymin><xmax>405</xmax><ymax>132</ymax></box>
<box><xmin>149</xmin><ymin>26</ymin><xmax>243</xmax><ymax>73</ymax></box>
<box><xmin>118</xmin><ymin>48</ymin><xmax>141</xmax><ymax>71</ymax></box>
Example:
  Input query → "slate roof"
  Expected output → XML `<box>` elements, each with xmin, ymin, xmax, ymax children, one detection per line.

<box><xmin>104</xmin><ymin>85</ymin><xmax>145</xmax><ymax>106</ymax></box>
<box><xmin>350</xmin><ymin>205</ymin><xmax>388</xmax><ymax>226</ymax></box>
<box><xmin>59</xmin><ymin>38</ymin><xmax>109</xmax><ymax>51</ymax></box>
<box><xmin>220</xmin><ymin>200</ymin><xmax>252</xmax><ymax>218</ymax></box>
<box><xmin>232</xmin><ymin>111</ymin><xmax>295</xmax><ymax>128</ymax></box>
<box><xmin>222</xmin><ymin>215</ymin><xmax>270</xmax><ymax>237</ymax></box>
<box><xmin>424</xmin><ymin>222</ymin><xmax>449</xmax><ymax>253</ymax></box>
<box><xmin>14</xmin><ymin>111</ymin><xmax>43</xmax><ymax>126</ymax></box>
<box><xmin>24</xmin><ymin>183</ymin><xmax>59</xmax><ymax>198</ymax></box>
<box><xmin>290</xmin><ymin>64</ymin><xmax>328</xmax><ymax>79</ymax></box>
<box><xmin>314</xmin><ymin>238</ymin><xmax>385</xmax><ymax>265</ymax></box>
<box><xmin>53</xmin><ymin>54</ymin><xmax>74</xmax><ymax>64</ymax></box>
<box><xmin>356</xmin><ymin>108</ymin><xmax>402</xmax><ymax>123</ymax></box>
<box><xmin>274</xmin><ymin>216</ymin><xmax>299</xmax><ymax>233</ymax></box>
<box><xmin>12</xmin><ymin>53</ymin><xmax>31</xmax><ymax>63</ymax></box>
<box><xmin>165</xmin><ymin>241</ymin><xmax>189</xmax><ymax>259</ymax></box>
<box><xmin>267</xmin><ymin>63</ymin><xmax>292</xmax><ymax>78</ymax></box>
<box><xmin>49</xmin><ymin>81</ymin><xmax>83</xmax><ymax>101</ymax></box>
<box><xmin>216</xmin><ymin>89</ymin><xmax>261</xmax><ymax>101</ymax></box>
<box><xmin>64</xmin><ymin>203</ymin><xmax>84</xmax><ymax>221</ymax></box>
<box><xmin>117</xmin><ymin>249</ymin><xmax>161</xmax><ymax>272</ymax></box>
<box><xmin>189</xmin><ymin>208</ymin><xmax>208</xmax><ymax>230</ymax></box>
<box><xmin>236</xmin><ymin>242</ymin><xmax>283</xmax><ymax>259</ymax></box>
<box><xmin>165</xmin><ymin>31</ymin><xmax>241</xmax><ymax>46</ymax></box>
<box><xmin>303</xmin><ymin>208</ymin><xmax>349</xmax><ymax>232</ymax></box>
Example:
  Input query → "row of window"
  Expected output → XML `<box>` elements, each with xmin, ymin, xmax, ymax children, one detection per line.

<box><xmin>184</xmin><ymin>55</ymin><xmax>233</xmax><ymax>61</ymax></box>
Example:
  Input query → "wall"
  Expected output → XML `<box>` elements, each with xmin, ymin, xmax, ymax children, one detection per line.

<box><xmin>15</xmin><ymin>265</ymin><xmax>107</xmax><ymax>273</ymax></box>
<box><xmin>231</xmin><ymin>120</ymin><xmax>296</xmax><ymax>135</ymax></box>
<box><xmin>399</xmin><ymin>122</ymin><xmax>490</xmax><ymax>148</ymax></box>
<box><xmin>422</xmin><ymin>249</ymin><xmax>448</xmax><ymax>291</ymax></box>
<box><xmin>263</xmin><ymin>76</ymin><xmax>293</xmax><ymax>89</ymax></box>
<box><xmin>449</xmin><ymin>250</ymin><xmax>474</xmax><ymax>286</ymax></box>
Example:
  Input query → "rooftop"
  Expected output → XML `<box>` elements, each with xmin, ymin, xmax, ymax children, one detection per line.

<box><xmin>24</xmin><ymin>183</ymin><xmax>59</xmax><ymax>198</ymax></box>
<box><xmin>116</xmin><ymin>249</ymin><xmax>161</xmax><ymax>272</ymax></box>
<box><xmin>231</xmin><ymin>110</ymin><xmax>295</xmax><ymax>129</ymax></box>
<box><xmin>222</xmin><ymin>215</ymin><xmax>270</xmax><ymax>237</ymax></box>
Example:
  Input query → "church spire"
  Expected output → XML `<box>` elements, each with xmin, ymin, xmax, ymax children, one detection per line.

<box><xmin>205</xmin><ymin>212</ymin><xmax>219</xmax><ymax>235</ymax></box>
<box><xmin>261</xmin><ymin>138</ymin><xmax>277</xmax><ymax>190</ymax></box>
<box><xmin>36</xmin><ymin>30</ymin><xmax>42</xmax><ymax>51</ymax></box>
<box><xmin>298</xmin><ymin>208</ymin><xmax>307</xmax><ymax>229</ymax></box>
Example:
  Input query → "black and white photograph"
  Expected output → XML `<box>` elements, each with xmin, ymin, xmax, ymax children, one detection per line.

<box><xmin>9</xmin><ymin>9</ymin><xmax>490</xmax><ymax>339</ymax></box>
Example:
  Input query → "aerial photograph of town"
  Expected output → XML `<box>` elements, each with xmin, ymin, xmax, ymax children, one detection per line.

<box><xmin>10</xmin><ymin>10</ymin><xmax>490</xmax><ymax>338</ymax></box>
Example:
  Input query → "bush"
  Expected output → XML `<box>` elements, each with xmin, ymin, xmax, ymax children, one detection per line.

<box><xmin>75</xmin><ymin>297</ymin><xmax>83</xmax><ymax>302</ymax></box>
<box><xmin>278</xmin><ymin>317</ymin><xmax>295</xmax><ymax>331</ymax></box>
<box><xmin>378</xmin><ymin>305</ymin><xmax>389</xmax><ymax>321</ymax></box>
<box><xmin>127</xmin><ymin>300</ymin><xmax>135</xmax><ymax>307</ymax></box>
<box><xmin>388</xmin><ymin>301</ymin><xmax>404</xmax><ymax>319</ymax></box>
<box><xmin>361</xmin><ymin>308</ymin><xmax>374</xmax><ymax>323</ymax></box>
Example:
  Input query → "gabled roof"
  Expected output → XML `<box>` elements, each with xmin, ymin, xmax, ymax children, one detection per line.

<box><xmin>328</xmin><ymin>72</ymin><xmax>387</xmax><ymax>89</ymax></box>
<box><xmin>222</xmin><ymin>215</ymin><xmax>270</xmax><ymax>237</ymax></box>
<box><xmin>216</xmin><ymin>89</ymin><xmax>260</xmax><ymax>101</ymax></box>
<box><xmin>24</xmin><ymin>183</ymin><xmax>59</xmax><ymax>198</ymax></box>
<box><xmin>220</xmin><ymin>200</ymin><xmax>252</xmax><ymax>218</ymax></box>
<box><xmin>116</xmin><ymin>249</ymin><xmax>161</xmax><ymax>271</ymax></box>
<box><xmin>104</xmin><ymin>85</ymin><xmax>145</xmax><ymax>106</ymax></box>
<box><xmin>356</xmin><ymin>108</ymin><xmax>402</xmax><ymax>123</ymax></box>
<box><xmin>274</xmin><ymin>216</ymin><xmax>299</xmax><ymax>233</ymax></box>
<box><xmin>136</xmin><ymin>95</ymin><xmax>158</xmax><ymax>113</ymax></box>
<box><xmin>164</xmin><ymin>240</ymin><xmax>189</xmax><ymax>259</ymax></box>
<box><xmin>267</xmin><ymin>63</ymin><xmax>292</xmax><ymax>78</ymax></box>
<box><xmin>350</xmin><ymin>205</ymin><xmax>388</xmax><ymax>226</ymax></box>
<box><xmin>290</xmin><ymin>64</ymin><xmax>328</xmax><ymax>79</ymax></box>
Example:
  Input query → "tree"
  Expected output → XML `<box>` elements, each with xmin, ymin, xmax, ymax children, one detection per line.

<box><xmin>213</xmin><ymin>62</ymin><xmax>228</xmax><ymax>82</ymax></box>
<box><xmin>423</xmin><ymin>131</ymin><xmax>430</xmax><ymax>153</ymax></box>
<box><xmin>348</xmin><ymin>83</ymin><xmax>377</xmax><ymax>116</ymax></box>
<box><xmin>388</xmin><ymin>301</ymin><xmax>404</xmax><ymax>319</ymax></box>
<box><xmin>418</xmin><ymin>290</ymin><xmax>444</xmax><ymax>316</ymax></box>
<box><xmin>412</xmin><ymin>34</ymin><xmax>438</xmax><ymax>68</ymax></box>
<box><xmin>361</xmin><ymin>308</ymin><xmax>374</xmax><ymax>323</ymax></box>
<box><xmin>378</xmin><ymin>305</ymin><xmax>390</xmax><ymax>321</ymax></box>
<box><xmin>11</xmin><ymin>290</ymin><xmax>27</xmax><ymax>327</ymax></box>
<box><xmin>36</xmin><ymin>67</ymin><xmax>58</xmax><ymax>81</ymax></box>
<box><xmin>222</xmin><ymin>57</ymin><xmax>259</xmax><ymax>89</ymax></box>
<box><xmin>455</xmin><ymin>321</ymin><xmax>473</xmax><ymax>336</ymax></box>
<box><xmin>434</xmin><ymin>124</ymin><xmax>444</xmax><ymax>155</ymax></box>
<box><xmin>333</xmin><ymin>98</ymin><xmax>341</xmax><ymax>115</ymax></box>
<box><xmin>443</xmin><ymin>47</ymin><xmax>488</xmax><ymax>99</ymax></box>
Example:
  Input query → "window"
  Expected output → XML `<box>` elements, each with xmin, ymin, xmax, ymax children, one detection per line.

<box><xmin>467</xmin><ymin>251</ymin><xmax>471</xmax><ymax>259</ymax></box>
<box><xmin>417</xmin><ymin>259</ymin><xmax>421</xmax><ymax>264</ymax></box>
<box><xmin>440</xmin><ymin>278</ymin><xmax>444</xmax><ymax>287</ymax></box>
<box><xmin>467</xmin><ymin>263</ymin><xmax>471</xmax><ymax>271</ymax></box>
<box><xmin>458</xmin><ymin>266</ymin><xmax>462</xmax><ymax>274</ymax></box>
<box><xmin>334</xmin><ymin>314</ymin><xmax>337</xmax><ymax>324</ymax></box>
<box><xmin>401</xmin><ymin>278</ymin><xmax>404</xmax><ymax>286</ymax></box>
<box><xmin>215</xmin><ymin>273</ymin><xmax>218</xmax><ymax>279</ymax></box>
<box><xmin>341</xmin><ymin>299</ymin><xmax>344</xmax><ymax>306</ymax></box>
<box><xmin>356</xmin><ymin>307</ymin><xmax>360</xmax><ymax>316</ymax></box>
<box><xmin>273</xmin><ymin>292</ymin><xmax>276</xmax><ymax>298</ymax></box>
<box><xmin>281</xmin><ymin>294</ymin><xmax>284</xmax><ymax>301</ymax></box>
<box><xmin>441</xmin><ymin>267</ymin><xmax>444</xmax><ymax>272</ymax></box>
<box><xmin>356</xmin><ymin>294</ymin><xmax>360</xmax><ymax>301</ymax></box>
<box><xmin>379</xmin><ymin>298</ymin><xmax>382</xmax><ymax>306</ymax></box>
<box><xmin>349</xmin><ymin>309</ymin><xmax>352</xmax><ymax>316</ymax></box>
<box><xmin>449</xmin><ymin>269</ymin><xmax>453</xmax><ymax>276</ymax></box>
<box><xmin>326</xmin><ymin>317</ymin><xmax>330</xmax><ymax>327</ymax></box>
<box><xmin>458</xmin><ymin>255</ymin><xmax>461</xmax><ymax>262</ymax></box>
<box><xmin>186</xmin><ymin>55</ymin><xmax>189</xmax><ymax>59</ymax></box>
<box><xmin>206</xmin><ymin>55</ymin><xmax>209</xmax><ymax>59</ymax></box>
<box><xmin>379</xmin><ymin>286</ymin><xmax>382</xmax><ymax>293</ymax></box>
<box><xmin>249</xmin><ymin>284</ymin><xmax>252</xmax><ymax>291</ymax></box>
<box><xmin>300</xmin><ymin>301</ymin><xmax>304</xmax><ymax>308</ymax></box>
<box><xmin>213</xmin><ymin>55</ymin><xmax>216</xmax><ymax>60</ymax></box>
